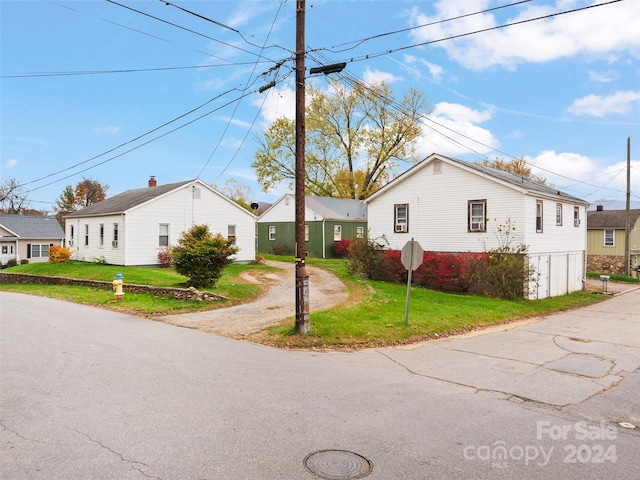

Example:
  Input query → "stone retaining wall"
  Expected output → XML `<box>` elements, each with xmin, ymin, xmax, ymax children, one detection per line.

<box><xmin>587</xmin><ymin>254</ymin><xmax>626</xmax><ymax>275</ymax></box>
<box><xmin>0</xmin><ymin>272</ymin><xmax>227</xmax><ymax>302</ymax></box>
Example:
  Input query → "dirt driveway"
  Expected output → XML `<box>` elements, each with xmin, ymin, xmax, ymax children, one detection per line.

<box><xmin>153</xmin><ymin>261</ymin><xmax>348</xmax><ymax>337</ymax></box>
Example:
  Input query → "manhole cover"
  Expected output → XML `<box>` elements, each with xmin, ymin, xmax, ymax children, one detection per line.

<box><xmin>304</xmin><ymin>449</ymin><xmax>372</xmax><ymax>479</ymax></box>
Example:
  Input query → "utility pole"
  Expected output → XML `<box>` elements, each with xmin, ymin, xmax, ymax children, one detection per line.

<box><xmin>624</xmin><ymin>136</ymin><xmax>631</xmax><ymax>276</ymax></box>
<box><xmin>295</xmin><ymin>0</ymin><xmax>310</xmax><ymax>334</ymax></box>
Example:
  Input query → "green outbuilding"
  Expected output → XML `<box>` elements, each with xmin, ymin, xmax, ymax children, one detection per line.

<box><xmin>256</xmin><ymin>194</ymin><xmax>368</xmax><ymax>258</ymax></box>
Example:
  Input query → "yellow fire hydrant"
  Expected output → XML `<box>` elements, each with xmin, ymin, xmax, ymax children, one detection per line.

<box><xmin>112</xmin><ymin>272</ymin><xmax>124</xmax><ymax>301</ymax></box>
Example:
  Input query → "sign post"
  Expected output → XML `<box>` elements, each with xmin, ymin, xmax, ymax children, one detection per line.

<box><xmin>401</xmin><ymin>239</ymin><xmax>424</xmax><ymax>324</ymax></box>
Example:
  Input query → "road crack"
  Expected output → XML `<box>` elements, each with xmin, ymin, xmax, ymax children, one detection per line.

<box><xmin>68</xmin><ymin>427</ymin><xmax>160</xmax><ymax>479</ymax></box>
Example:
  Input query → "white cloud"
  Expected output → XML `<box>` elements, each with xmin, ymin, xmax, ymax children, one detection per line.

<box><xmin>408</xmin><ymin>1</ymin><xmax>640</xmax><ymax>70</ymax></box>
<box><xmin>415</xmin><ymin>102</ymin><xmax>498</xmax><ymax>157</ymax></box>
<box><xmin>93</xmin><ymin>125</ymin><xmax>120</xmax><ymax>134</ymax></box>
<box><xmin>588</xmin><ymin>70</ymin><xmax>619</xmax><ymax>83</ymax></box>
<box><xmin>362</xmin><ymin>67</ymin><xmax>402</xmax><ymax>85</ymax></box>
<box><xmin>402</xmin><ymin>54</ymin><xmax>445</xmax><ymax>83</ymax></box>
<box><xmin>255</xmin><ymin>84</ymin><xmax>296</xmax><ymax>124</ymax></box>
<box><xmin>4</xmin><ymin>159</ymin><xmax>17</xmax><ymax>169</ymax></box>
<box><xmin>567</xmin><ymin>90</ymin><xmax>640</xmax><ymax>117</ymax></box>
<box><xmin>528</xmin><ymin>151</ymin><xmax>597</xmax><ymax>183</ymax></box>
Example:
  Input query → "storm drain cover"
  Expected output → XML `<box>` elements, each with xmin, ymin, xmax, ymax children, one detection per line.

<box><xmin>304</xmin><ymin>449</ymin><xmax>372</xmax><ymax>479</ymax></box>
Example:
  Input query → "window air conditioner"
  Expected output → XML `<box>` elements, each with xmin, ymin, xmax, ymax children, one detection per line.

<box><xmin>395</xmin><ymin>224</ymin><xmax>407</xmax><ymax>233</ymax></box>
<box><xmin>112</xmin><ymin>241</ymin><xmax>118</xmax><ymax>248</ymax></box>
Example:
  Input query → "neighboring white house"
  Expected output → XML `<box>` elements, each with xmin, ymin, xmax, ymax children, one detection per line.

<box><xmin>64</xmin><ymin>178</ymin><xmax>256</xmax><ymax>266</ymax></box>
<box><xmin>365</xmin><ymin>153</ymin><xmax>589</xmax><ymax>299</ymax></box>
<box><xmin>0</xmin><ymin>214</ymin><xmax>65</xmax><ymax>265</ymax></box>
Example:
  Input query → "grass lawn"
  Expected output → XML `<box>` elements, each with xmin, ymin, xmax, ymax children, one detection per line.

<box><xmin>1</xmin><ymin>257</ymin><xmax>609</xmax><ymax>348</ymax></box>
<box><xmin>0</xmin><ymin>261</ymin><xmax>275</xmax><ymax>316</ymax></box>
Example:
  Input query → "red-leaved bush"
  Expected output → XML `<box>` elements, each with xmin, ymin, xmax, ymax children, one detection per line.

<box><xmin>334</xmin><ymin>239</ymin><xmax>352</xmax><ymax>258</ymax></box>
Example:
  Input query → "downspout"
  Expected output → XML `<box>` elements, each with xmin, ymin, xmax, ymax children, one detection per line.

<box><xmin>322</xmin><ymin>219</ymin><xmax>326</xmax><ymax>259</ymax></box>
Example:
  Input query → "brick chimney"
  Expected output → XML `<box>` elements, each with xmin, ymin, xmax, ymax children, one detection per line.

<box><xmin>596</xmin><ymin>205</ymin><xmax>603</xmax><ymax>211</ymax></box>
<box><xmin>148</xmin><ymin>176</ymin><xmax>157</xmax><ymax>187</ymax></box>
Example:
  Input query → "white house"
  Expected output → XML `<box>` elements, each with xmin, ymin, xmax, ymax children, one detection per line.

<box><xmin>365</xmin><ymin>153</ymin><xmax>589</xmax><ymax>299</ymax></box>
<box><xmin>64</xmin><ymin>178</ymin><xmax>256</xmax><ymax>266</ymax></box>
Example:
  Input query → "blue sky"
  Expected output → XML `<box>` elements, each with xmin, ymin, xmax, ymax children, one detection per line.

<box><xmin>1</xmin><ymin>0</ymin><xmax>639</xmax><ymax>212</ymax></box>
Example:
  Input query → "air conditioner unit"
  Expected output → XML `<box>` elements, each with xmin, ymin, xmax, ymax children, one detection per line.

<box><xmin>112</xmin><ymin>241</ymin><xmax>118</xmax><ymax>248</ymax></box>
<box><xmin>395</xmin><ymin>224</ymin><xmax>407</xmax><ymax>233</ymax></box>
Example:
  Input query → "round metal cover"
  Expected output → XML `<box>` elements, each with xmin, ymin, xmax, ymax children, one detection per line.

<box><xmin>304</xmin><ymin>449</ymin><xmax>372</xmax><ymax>480</ymax></box>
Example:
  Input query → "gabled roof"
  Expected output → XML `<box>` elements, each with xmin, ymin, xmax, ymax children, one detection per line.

<box><xmin>366</xmin><ymin>153</ymin><xmax>588</xmax><ymax>205</ymax></box>
<box><xmin>306</xmin><ymin>196</ymin><xmax>367</xmax><ymax>221</ymax></box>
<box><xmin>65</xmin><ymin>180</ymin><xmax>194</xmax><ymax>218</ymax></box>
<box><xmin>0</xmin><ymin>214</ymin><xmax>64</xmax><ymax>238</ymax></box>
<box><xmin>587</xmin><ymin>209</ymin><xmax>640</xmax><ymax>229</ymax></box>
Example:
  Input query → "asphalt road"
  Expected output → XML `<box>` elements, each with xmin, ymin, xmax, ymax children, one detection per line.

<box><xmin>1</xmin><ymin>288</ymin><xmax>639</xmax><ymax>480</ymax></box>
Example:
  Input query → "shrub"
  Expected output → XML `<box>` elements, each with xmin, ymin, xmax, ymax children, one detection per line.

<box><xmin>333</xmin><ymin>239</ymin><xmax>352</xmax><ymax>258</ymax></box>
<box><xmin>157</xmin><ymin>246</ymin><xmax>173</xmax><ymax>268</ymax></box>
<box><xmin>48</xmin><ymin>246</ymin><xmax>71</xmax><ymax>263</ymax></box>
<box><xmin>20</xmin><ymin>259</ymin><xmax>29</xmax><ymax>265</ymax></box>
<box><xmin>271</xmin><ymin>242</ymin><xmax>288</xmax><ymax>256</ymax></box>
<box><xmin>4</xmin><ymin>259</ymin><xmax>18</xmax><ymax>268</ymax></box>
<box><xmin>346</xmin><ymin>237</ymin><xmax>385</xmax><ymax>280</ymax></box>
<box><xmin>171</xmin><ymin>224</ymin><xmax>239</xmax><ymax>288</ymax></box>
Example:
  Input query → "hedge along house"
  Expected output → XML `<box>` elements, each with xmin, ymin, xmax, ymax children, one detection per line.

<box><xmin>365</xmin><ymin>153</ymin><xmax>590</xmax><ymax>299</ymax></box>
<box><xmin>257</xmin><ymin>194</ymin><xmax>368</xmax><ymax>258</ymax></box>
<box><xmin>64</xmin><ymin>177</ymin><xmax>256</xmax><ymax>266</ymax></box>
<box><xmin>0</xmin><ymin>214</ymin><xmax>65</xmax><ymax>266</ymax></box>
<box><xmin>587</xmin><ymin>206</ymin><xmax>640</xmax><ymax>275</ymax></box>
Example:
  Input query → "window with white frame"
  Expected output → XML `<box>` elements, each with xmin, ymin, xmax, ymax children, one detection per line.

<box><xmin>159</xmin><ymin>223</ymin><xmax>169</xmax><ymax>246</ymax></box>
<box><xmin>468</xmin><ymin>200</ymin><xmax>486</xmax><ymax>232</ymax></box>
<box><xmin>84</xmin><ymin>224</ymin><xmax>89</xmax><ymax>246</ymax></box>
<box><xmin>356</xmin><ymin>226</ymin><xmax>364</xmax><ymax>238</ymax></box>
<box><xmin>227</xmin><ymin>225</ymin><xmax>236</xmax><ymax>245</ymax></box>
<box><xmin>394</xmin><ymin>204</ymin><xmax>408</xmax><ymax>233</ymax></box>
<box><xmin>604</xmin><ymin>229</ymin><xmax>615</xmax><ymax>247</ymax></box>
<box><xmin>29</xmin><ymin>244</ymin><xmax>50</xmax><ymax>258</ymax></box>
<box><xmin>305</xmin><ymin>224</ymin><xmax>309</xmax><ymax>242</ymax></box>
<box><xmin>268</xmin><ymin>225</ymin><xmax>276</xmax><ymax>241</ymax></box>
<box><xmin>556</xmin><ymin>204</ymin><xmax>563</xmax><ymax>226</ymax></box>
<box><xmin>536</xmin><ymin>201</ymin><xmax>544</xmax><ymax>233</ymax></box>
<box><xmin>574</xmin><ymin>206</ymin><xmax>580</xmax><ymax>227</ymax></box>
<box><xmin>99</xmin><ymin>224</ymin><xmax>104</xmax><ymax>246</ymax></box>
<box><xmin>113</xmin><ymin>223</ymin><xmax>119</xmax><ymax>248</ymax></box>
<box><xmin>334</xmin><ymin>225</ymin><xmax>342</xmax><ymax>241</ymax></box>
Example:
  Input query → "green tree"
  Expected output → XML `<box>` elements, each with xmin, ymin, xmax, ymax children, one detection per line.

<box><xmin>215</xmin><ymin>178</ymin><xmax>254</xmax><ymax>212</ymax></box>
<box><xmin>53</xmin><ymin>184</ymin><xmax>76</xmax><ymax>227</ymax></box>
<box><xmin>253</xmin><ymin>80</ymin><xmax>431</xmax><ymax>199</ymax></box>
<box><xmin>171</xmin><ymin>224</ymin><xmax>238</xmax><ymax>288</ymax></box>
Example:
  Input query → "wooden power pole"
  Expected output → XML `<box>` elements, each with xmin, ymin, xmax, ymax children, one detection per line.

<box><xmin>624</xmin><ymin>136</ymin><xmax>631</xmax><ymax>276</ymax></box>
<box><xmin>295</xmin><ymin>0</ymin><xmax>310</xmax><ymax>334</ymax></box>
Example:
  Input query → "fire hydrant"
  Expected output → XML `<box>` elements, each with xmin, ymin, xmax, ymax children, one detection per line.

<box><xmin>112</xmin><ymin>273</ymin><xmax>124</xmax><ymax>301</ymax></box>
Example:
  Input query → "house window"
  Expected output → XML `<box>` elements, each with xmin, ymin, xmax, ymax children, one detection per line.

<box><xmin>29</xmin><ymin>244</ymin><xmax>50</xmax><ymax>258</ymax></box>
<box><xmin>99</xmin><ymin>224</ymin><xmax>105</xmax><ymax>246</ymax></box>
<box><xmin>356</xmin><ymin>226</ymin><xmax>364</xmax><ymax>238</ymax></box>
<box><xmin>227</xmin><ymin>225</ymin><xmax>236</xmax><ymax>245</ymax></box>
<box><xmin>269</xmin><ymin>226</ymin><xmax>276</xmax><ymax>241</ymax></box>
<box><xmin>1</xmin><ymin>246</ymin><xmax>7</xmax><ymax>254</ymax></box>
<box><xmin>84</xmin><ymin>224</ymin><xmax>89</xmax><ymax>246</ymax></box>
<box><xmin>604</xmin><ymin>229</ymin><xmax>615</xmax><ymax>247</ymax></box>
<box><xmin>574</xmin><ymin>207</ymin><xmax>580</xmax><ymax>227</ymax></box>
<box><xmin>536</xmin><ymin>201</ymin><xmax>544</xmax><ymax>233</ymax></box>
<box><xmin>556</xmin><ymin>204</ymin><xmax>563</xmax><ymax>226</ymax></box>
<box><xmin>113</xmin><ymin>223</ymin><xmax>119</xmax><ymax>248</ymax></box>
<box><xmin>305</xmin><ymin>224</ymin><xmax>309</xmax><ymax>242</ymax></box>
<box><xmin>70</xmin><ymin>225</ymin><xmax>74</xmax><ymax>246</ymax></box>
<box><xmin>334</xmin><ymin>225</ymin><xmax>342</xmax><ymax>242</ymax></box>
<box><xmin>394</xmin><ymin>204</ymin><xmax>408</xmax><ymax>233</ymax></box>
<box><xmin>468</xmin><ymin>200</ymin><xmax>486</xmax><ymax>232</ymax></box>
<box><xmin>159</xmin><ymin>223</ymin><xmax>169</xmax><ymax>246</ymax></box>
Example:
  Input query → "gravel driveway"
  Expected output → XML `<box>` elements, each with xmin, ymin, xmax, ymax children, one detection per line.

<box><xmin>153</xmin><ymin>261</ymin><xmax>347</xmax><ymax>336</ymax></box>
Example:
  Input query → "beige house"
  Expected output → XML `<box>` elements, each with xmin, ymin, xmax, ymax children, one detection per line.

<box><xmin>587</xmin><ymin>206</ymin><xmax>640</xmax><ymax>275</ymax></box>
<box><xmin>0</xmin><ymin>214</ymin><xmax>65</xmax><ymax>265</ymax></box>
